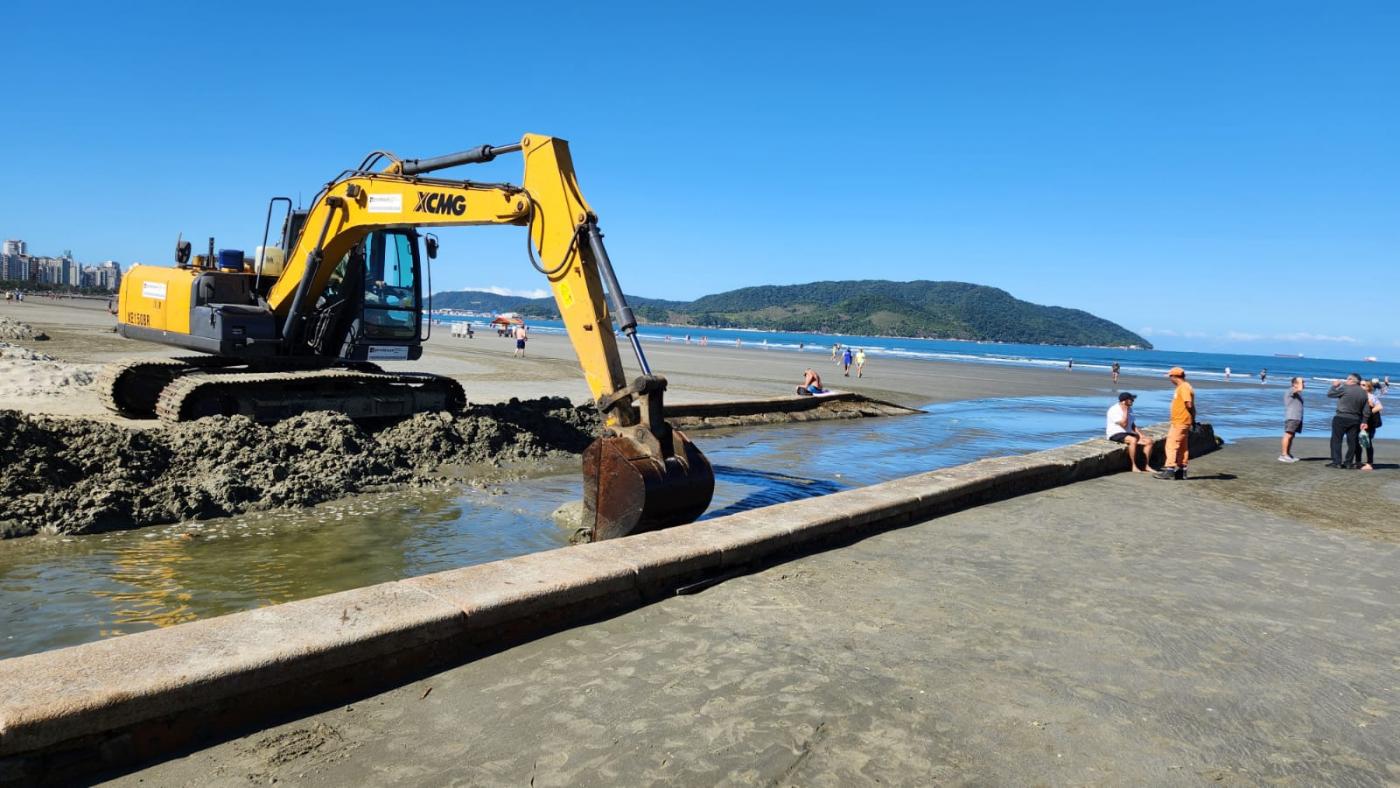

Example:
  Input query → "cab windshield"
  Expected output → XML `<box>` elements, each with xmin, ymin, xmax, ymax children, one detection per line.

<box><xmin>362</xmin><ymin>231</ymin><xmax>418</xmax><ymax>339</ymax></box>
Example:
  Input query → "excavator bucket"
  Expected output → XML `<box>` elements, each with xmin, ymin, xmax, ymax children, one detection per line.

<box><xmin>581</xmin><ymin>426</ymin><xmax>714</xmax><ymax>542</ymax></box>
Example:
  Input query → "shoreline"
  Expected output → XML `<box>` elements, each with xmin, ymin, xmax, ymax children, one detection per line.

<box><xmin>0</xmin><ymin>297</ymin><xmax>1187</xmax><ymax>421</ymax></box>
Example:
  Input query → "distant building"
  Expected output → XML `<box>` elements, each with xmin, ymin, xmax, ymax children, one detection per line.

<box><xmin>0</xmin><ymin>253</ymin><xmax>26</xmax><ymax>281</ymax></box>
<box><xmin>73</xmin><ymin>261</ymin><xmax>122</xmax><ymax>291</ymax></box>
<box><xmin>98</xmin><ymin>260</ymin><xmax>122</xmax><ymax>291</ymax></box>
<box><xmin>30</xmin><ymin>257</ymin><xmax>66</xmax><ymax>285</ymax></box>
<box><xmin>0</xmin><ymin>242</ymin><xmax>121</xmax><ymax>290</ymax></box>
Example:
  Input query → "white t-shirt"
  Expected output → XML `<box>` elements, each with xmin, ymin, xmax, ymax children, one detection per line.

<box><xmin>1105</xmin><ymin>403</ymin><xmax>1135</xmax><ymax>438</ymax></box>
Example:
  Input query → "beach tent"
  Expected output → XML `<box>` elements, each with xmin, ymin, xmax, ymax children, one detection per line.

<box><xmin>490</xmin><ymin>314</ymin><xmax>524</xmax><ymax>327</ymax></box>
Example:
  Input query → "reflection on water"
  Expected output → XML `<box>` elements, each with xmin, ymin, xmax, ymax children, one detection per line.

<box><xmin>0</xmin><ymin>384</ymin><xmax>1316</xmax><ymax>658</ymax></box>
<box><xmin>1</xmin><ymin>489</ymin><xmax>572</xmax><ymax>658</ymax></box>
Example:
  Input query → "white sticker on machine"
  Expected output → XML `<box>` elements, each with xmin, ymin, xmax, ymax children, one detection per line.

<box><xmin>141</xmin><ymin>281</ymin><xmax>167</xmax><ymax>300</ymax></box>
<box><xmin>367</xmin><ymin>194</ymin><xmax>403</xmax><ymax>213</ymax></box>
<box><xmin>367</xmin><ymin>345</ymin><xmax>410</xmax><ymax>360</ymax></box>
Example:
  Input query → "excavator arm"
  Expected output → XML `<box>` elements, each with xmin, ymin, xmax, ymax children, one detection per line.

<box><xmin>269</xmin><ymin>134</ymin><xmax>712</xmax><ymax>540</ymax></box>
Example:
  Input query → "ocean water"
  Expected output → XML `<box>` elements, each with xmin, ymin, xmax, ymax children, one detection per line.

<box><xmin>438</xmin><ymin>316</ymin><xmax>1394</xmax><ymax>385</ymax></box>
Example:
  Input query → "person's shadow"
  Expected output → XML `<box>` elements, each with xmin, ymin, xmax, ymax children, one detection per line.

<box><xmin>1297</xmin><ymin>457</ymin><xmax>1397</xmax><ymax>470</ymax></box>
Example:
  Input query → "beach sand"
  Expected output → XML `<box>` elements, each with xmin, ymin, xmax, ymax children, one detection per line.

<box><xmin>0</xmin><ymin>297</ymin><xmax>1179</xmax><ymax>422</ymax></box>
<box><xmin>110</xmin><ymin>437</ymin><xmax>1400</xmax><ymax>785</ymax></box>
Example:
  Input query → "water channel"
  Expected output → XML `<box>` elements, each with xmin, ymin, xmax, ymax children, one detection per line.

<box><xmin>1</xmin><ymin>386</ymin><xmax>1298</xmax><ymax>658</ymax></box>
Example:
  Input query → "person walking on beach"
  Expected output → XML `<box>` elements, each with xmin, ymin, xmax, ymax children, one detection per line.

<box><xmin>842</xmin><ymin>346</ymin><xmax>854</xmax><ymax>376</ymax></box>
<box><xmin>1359</xmin><ymin>380</ymin><xmax>1383</xmax><ymax>471</ymax></box>
<box><xmin>513</xmin><ymin>323</ymin><xmax>528</xmax><ymax>357</ymax></box>
<box><xmin>1067</xmin><ymin>358</ymin><xmax>1073</xmax><ymax>370</ymax></box>
<box><xmin>1279</xmin><ymin>377</ymin><xmax>1305</xmax><ymax>463</ymax></box>
<box><xmin>1325</xmin><ymin>373</ymin><xmax>1371</xmax><ymax>469</ymax></box>
<box><xmin>831</xmin><ymin>343</ymin><xmax>841</xmax><ymax>364</ymax></box>
<box><xmin>1260</xmin><ymin>368</ymin><xmax>1268</xmax><ymax>385</ymax></box>
<box><xmin>1106</xmin><ymin>392</ymin><xmax>1154</xmax><ymax>473</ymax></box>
<box><xmin>1224</xmin><ymin>367</ymin><xmax>1231</xmax><ymax>381</ymax></box>
<box><xmin>855</xmin><ymin>348</ymin><xmax>866</xmax><ymax>378</ymax></box>
<box><xmin>1156</xmin><ymin>367</ymin><xmax>1195</xmax><ymax>480</ymax></box>
<box><xmin>1111</xmin><ymin>361</ymin><xmax>1120</xmax><ymax>385</ymax></box>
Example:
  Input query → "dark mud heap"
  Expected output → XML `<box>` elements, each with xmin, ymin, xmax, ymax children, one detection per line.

<box><xmin>0</xmin><ymin>398</ymin><xmax>600</xmax><ymax>538</ymax></box>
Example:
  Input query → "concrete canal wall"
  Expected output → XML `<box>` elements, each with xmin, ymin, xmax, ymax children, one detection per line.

<box><xmin>0</xmin><ymin>423</ymin><xmax>1218</xmax><ymax>783</ymax></box>
<box><xmin>665</xmin><ymin>392</ymin><xmax>921</xmax><ymax>430</ymax></box>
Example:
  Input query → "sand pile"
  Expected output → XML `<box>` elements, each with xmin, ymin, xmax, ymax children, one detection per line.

<box><xmin>0</xmin><ymin>397</ymin><xmax>600</xmax><ymax>538</ymax></box>
<box><xmin>0</xmin><ymin>341</ymin><xmax>99</xmax><ymax>400</ymax></box>
<box><xmin>0</xmin><ymin>316</ymin><xmax>48</xmax><ymax>341</ymax></box>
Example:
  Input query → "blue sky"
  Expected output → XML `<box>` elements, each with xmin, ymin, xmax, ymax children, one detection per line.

<box><xmin>3</xmin><ymin>1</ymin><xmax>1396</xmax><ymax>357</ymax></box>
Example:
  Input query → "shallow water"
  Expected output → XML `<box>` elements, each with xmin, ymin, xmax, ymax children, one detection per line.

<box><xmin>0</xmin><ymin>384</ymin><xmax>1359</xmax><ymax>658</ymax></box>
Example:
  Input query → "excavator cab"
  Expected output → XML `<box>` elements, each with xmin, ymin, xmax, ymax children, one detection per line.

<box><xmin>307</xmin><ymin>230</ymin><xmax>425</xmax><ymax>363</ymax></box>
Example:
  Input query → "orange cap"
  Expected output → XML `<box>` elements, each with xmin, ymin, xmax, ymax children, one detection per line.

<box><xmin>1167</xmin><ymin>366</ymin><xmax>1186</xmax><ymax>378</ymax></box>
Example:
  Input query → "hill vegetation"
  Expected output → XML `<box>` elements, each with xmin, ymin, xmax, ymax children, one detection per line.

<box><xmin>433</xmin><ymin>280</ymin><xmax>1150</xmax><ymax>348</ymax></box>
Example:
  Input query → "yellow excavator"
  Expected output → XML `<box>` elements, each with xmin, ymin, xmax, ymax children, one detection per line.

<box><xmin>103</xmin><ymin>134</ymin><xmax>713</xmax><ymax>541</ymax></box>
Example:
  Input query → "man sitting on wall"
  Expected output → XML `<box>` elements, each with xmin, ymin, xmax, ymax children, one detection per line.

<box><xmin>1106</xmin><ymin>392</ymin><xmax>1154</xmax><ymax>473</ymax></box>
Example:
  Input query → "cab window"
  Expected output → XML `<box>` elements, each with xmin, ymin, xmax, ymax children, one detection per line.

<box><xmin>362</xmin><ymin>231</ymin><xmax>418</xmax><ymax>339</ymax></box>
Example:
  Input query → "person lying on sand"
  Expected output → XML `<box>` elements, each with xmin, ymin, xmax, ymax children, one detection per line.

<box><xmin>797</xmin><ymin>368</ymin><xmax>827</xmax><ymax>396</ymax></box>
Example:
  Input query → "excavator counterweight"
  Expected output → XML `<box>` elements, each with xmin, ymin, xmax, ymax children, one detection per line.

<box><xmin>108</xmin><ymin>134</ymin><xmax>714</xmax><ymax>539</ymax></box>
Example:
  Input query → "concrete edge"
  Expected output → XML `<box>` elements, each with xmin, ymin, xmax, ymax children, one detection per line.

<box><xmin>666</xmin><ymin>392</ymin><xmax>920</xmax><ymax>431</ymax></box>
<box><xmin>0</xmin><ymin>422</ymin><xmax>1219</xmax><ymax>782</ymax></box>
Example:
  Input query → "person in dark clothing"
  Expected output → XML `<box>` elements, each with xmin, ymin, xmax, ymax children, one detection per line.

<box><xmin>1326</xmin><ymin>373</ymin><xmax>1372</xmax><ymax>468</ymax></box>
<box><xmin>1360</xmin><ymin>380</ymin><xmax>1383</xmax><ymax>470</ymax></box>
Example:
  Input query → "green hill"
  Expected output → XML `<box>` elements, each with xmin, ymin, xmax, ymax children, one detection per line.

<box><xmin>432</xmin><ymin>280</ymin><xmax>1150</xmax><ymax>348</ymax></box>
<box><xmin>432</xmin><ymin>290</ymin><xmax>683</xmax><ymax>319</ymax></box>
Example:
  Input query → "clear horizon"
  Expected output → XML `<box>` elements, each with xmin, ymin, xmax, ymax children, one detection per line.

<box><xmin>4</xmin><ymin>2</ymin><xmax>1396</xmax><ymax>359</ymax></box>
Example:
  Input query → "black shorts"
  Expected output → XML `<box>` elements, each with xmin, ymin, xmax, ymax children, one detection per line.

<box><xmin>516</xmin><ymin>338</ymin><xmax>526</xmax><ymax>349</ymax></box>
<box><xmin>1108</xmin><ymin>432</ymin><xmax>1133</xmax><ymax>443</ymax></box>
<box><xmin>1284</xmin><ymin>419</ymin><xmax>1302</xmax><ymax>435</ymax></box>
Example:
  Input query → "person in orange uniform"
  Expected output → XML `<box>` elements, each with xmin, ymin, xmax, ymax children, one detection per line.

<box><xmin>1156</xmin><ymin>367</ymin><xmax>1196</xmax><ymax>480</ymax></box>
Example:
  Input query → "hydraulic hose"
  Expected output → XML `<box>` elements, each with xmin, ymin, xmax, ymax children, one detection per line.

<box><xmin>584</xmin><ymin>221</ymin><xmax>651</xmax><ymax>376</ymax></box>
<box><xmin>398</xmin><ymin>143</ymin><xmax>523</xmax><ymax>176</ymax></box>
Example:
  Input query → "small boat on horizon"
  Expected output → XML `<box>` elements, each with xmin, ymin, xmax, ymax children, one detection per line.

<box><xmin>1273</xmin><ymin>353</ymin><xmax>1304</xmax><ymax>359</ymax></box>
<box><xmin>1363</xmin><ymin>356</ymin><xmax>1378</xmax><ymax>363</ymax></box>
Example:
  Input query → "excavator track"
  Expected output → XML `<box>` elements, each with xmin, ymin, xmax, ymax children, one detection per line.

<box><xmin>154</xmin><ymin>367</ymin><xmax>466</xmax><ymax>423</ymax></box>
<box><xmin>96</xmin><ymin>356</ymin><xmax>245</xmax><ymax>418</ymax></box>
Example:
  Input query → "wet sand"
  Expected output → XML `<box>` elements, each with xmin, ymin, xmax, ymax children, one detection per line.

<box><xmin>105</xmin><ymin>437</ymin><xmax>1400</xmax><ymax>785</ymax></box>
<box><xmin>0</xmin><ymin>297</ymin><xmax>1177</xmax><ymax>422</ymax></box>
